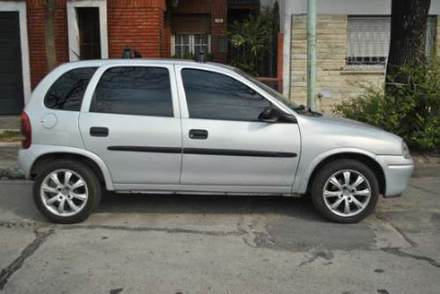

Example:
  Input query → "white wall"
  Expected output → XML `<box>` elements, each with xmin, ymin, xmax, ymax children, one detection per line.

<box><xmin>280</xmin><ymin>0</ymin><xmax>440</xmax><ymax>96</ymax></box>
<box><xmin>283</xmin><ymin>0</ymin><xmax>440</xmax><ymax>16</ymax></box>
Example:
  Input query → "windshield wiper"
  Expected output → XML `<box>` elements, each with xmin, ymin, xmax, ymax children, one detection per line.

<box><xmin>293</xmin><ymin>104</ymin><xmax>322</xmax><ymax>116</ymax></box>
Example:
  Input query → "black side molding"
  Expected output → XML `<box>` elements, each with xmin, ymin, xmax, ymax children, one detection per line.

<box><xmin>107</xmin><ymin>146</ymin><xmax>181</xmax><ymax>153</ymax></box>
<box><xmin>183</xmin><ymin>148</ymin><xmax>297</xmax><ymax>158</ymax></box>
<box><xmin>107</xmin><ymin>146</ymin><xmax>297</xmax><ymax>158</ymax></box>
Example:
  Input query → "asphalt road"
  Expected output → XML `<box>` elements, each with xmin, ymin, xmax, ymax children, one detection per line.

<box><xmin>0</xmin><ymin>173</ymin><xmax>439</xmax><ymax>294</ymax></box>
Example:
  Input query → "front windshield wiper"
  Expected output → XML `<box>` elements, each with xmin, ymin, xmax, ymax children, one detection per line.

<box><xmin>293</xmin><ymin>104</ymin><xmax>322</xmax><ymax>116</ymax></box>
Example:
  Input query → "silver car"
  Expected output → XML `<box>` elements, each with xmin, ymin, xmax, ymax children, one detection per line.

<box><xmin>18</xmin><ymin>59</ymin><xmax>414</xmax><ymax>224</ymax></box>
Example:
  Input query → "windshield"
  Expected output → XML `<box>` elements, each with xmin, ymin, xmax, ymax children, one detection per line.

<box><xmin>233</xmin><ymin>68</ymin><xmax>300</xmax><ymax>110</ymax></box>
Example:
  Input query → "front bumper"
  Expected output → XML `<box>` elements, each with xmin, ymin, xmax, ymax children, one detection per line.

<box><xmin>377</xmin><ymin>155</ymin><xmax>414</xmax><ymax>197</ymax></box>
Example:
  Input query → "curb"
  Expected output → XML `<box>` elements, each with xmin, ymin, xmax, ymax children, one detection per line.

<box><xmin>0</xmin><ymin>168</ymin><xmax>25</xmax><ymax>180</ymax></box>
<box><xmin>0</xmin><ymin>142</ymin><xmax>21</xmax><ymax>147</ymax></box>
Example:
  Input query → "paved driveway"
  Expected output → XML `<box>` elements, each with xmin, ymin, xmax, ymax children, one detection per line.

<box><xmin>0</xmin><ymin>172</ymin><xmax>439</xmax><ymax>293</ymax></box>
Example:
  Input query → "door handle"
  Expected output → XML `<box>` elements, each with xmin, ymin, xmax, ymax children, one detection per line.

<box><xmin>90</xmin><ymin>127</ymin><xmax>109</xmax><ymax>137</ymax></box>
<box><xmin>189</xmin><ymin>129</ymin><xmax>208</xmax><ymax>140</ymax></box>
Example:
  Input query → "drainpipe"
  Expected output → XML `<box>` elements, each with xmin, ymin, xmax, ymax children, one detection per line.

<box><xmin>307</xmin><ymin>0</ymin><xmax>318</xmax><ymax>111</ymax></box>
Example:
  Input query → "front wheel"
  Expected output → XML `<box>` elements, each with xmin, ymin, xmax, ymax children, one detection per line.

<box><xmin>311</xmin><ymin>159</ymin><xmax>379</xmax><ymax>223</ymax></box>
<box><xmin>33</xmin><ymin>160</ymin><xmax>101</xmax><ymax>224</ymax></box>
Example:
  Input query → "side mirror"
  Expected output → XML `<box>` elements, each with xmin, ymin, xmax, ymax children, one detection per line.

<box><xmin>258</xmin><ymin>106</ymin><xmax>297</xmax><ymax>123</ymax></box>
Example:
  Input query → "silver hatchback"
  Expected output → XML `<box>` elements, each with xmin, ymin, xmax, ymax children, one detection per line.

<box><xmin>18</xmin><ymin>59</ymin><xmax>414</xmax><ymax>223</ymax></box>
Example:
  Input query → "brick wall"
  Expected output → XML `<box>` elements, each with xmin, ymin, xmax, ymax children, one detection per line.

<box><xmin>290</xmin><ymin>15</ymin><xmax>385</xmax><ymax>113</ymax></box>
<box><xmin>26</xmin><ymin>0</ymin><xmax>166</xmax><ymax>88</ymax></box>
<box><xmin>211</xmin><ymin>0</ymin><xmax>227</xmax><ymax>63</ymax></box>
<box><xmin>27</xmin><ymin>0</ymin><xmax>69</xmax><ymax>88</ymax></box>
<box><xmin>107</xmin><ymin>0</ymin><xmax>165</xmax><ymax>58</ymax></box>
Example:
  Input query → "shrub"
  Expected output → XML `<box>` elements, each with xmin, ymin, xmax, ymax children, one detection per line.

<box><xmin>334</xmin><ymin>59</ymin><xmax>440</xmax><ymax>152</ymax></box>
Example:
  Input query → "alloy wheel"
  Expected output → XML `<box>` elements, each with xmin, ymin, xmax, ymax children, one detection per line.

<box><xmin>322</xmin><ymin>169</ymin><xmax>371</xmax><ymax>217</ymax></box>
<box><xmin>40</xmin><ymin>169</ymin><xmax>89</xmax><ymax>217</ymax></box>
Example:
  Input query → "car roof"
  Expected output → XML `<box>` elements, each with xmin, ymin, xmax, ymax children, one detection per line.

<box><xmin>60</xmin><ymin>58</ymin><xmax>237</xmax><ymax>72</ymax></box>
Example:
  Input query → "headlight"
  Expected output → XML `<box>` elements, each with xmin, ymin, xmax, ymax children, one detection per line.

<box><xmin>402</xmin><ymin>141</ymin><xmax>411</xmax><ymax>159</ymax></box>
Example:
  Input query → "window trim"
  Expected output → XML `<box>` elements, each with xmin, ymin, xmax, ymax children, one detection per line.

<box><xmin>88</xmin><ymin>65</ymin><xmax>176</xmax><ymax>118</ymax></box>
<box><xmin>44</xmin><ymin>67</ymin><xmax>98</xmax><ymax>112</ymax></box>
<box><xmin>175</xmin><ymin>66</ymin><xmax>291</xmax><ymax>123</ymax></box>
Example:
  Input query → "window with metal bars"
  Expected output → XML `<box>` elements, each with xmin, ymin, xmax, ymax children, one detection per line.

<box><xmin>346</xmin><ymin>16</ymin><xmax>437</xmax><ymax>67</ymax></box>
<box><xmin>172</xmin><ymin>34</ymin><xmax>211</xmax><ymax>58</ymax></box>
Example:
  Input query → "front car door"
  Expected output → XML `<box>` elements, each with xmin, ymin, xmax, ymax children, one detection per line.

<box><xmin>176</xmin><ymin>66</ymin><xmax>301</xmax><ymax>194</ymax></box>
<box><xmin>79</xmin><ymin>63</ymin><xmax>182</xmax><ymax>188</ymax></box>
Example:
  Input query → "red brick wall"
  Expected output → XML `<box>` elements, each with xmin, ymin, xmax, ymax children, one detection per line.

<box><xmin>107</xmin><ymin>0</ymin><xmax>165</xmax><ymax>58</ymax></box>
<box><xmin>27</xmin><ymin>0</ymin><xmax>68</xmax><ymax>88</ymax></box>
<box><xmin>26</xmin><ymin>0</ymin><xmax>166</xmax><ymax>87</ymax></box>
<box><xmin>211</xmin><ymin>0</ymin><xmax>227</xmax><ymax>63</ymax></box>
<box><xmin>161</xmin><ymin>12</ymin><xmax>171</xmax><ymax>58</ymax></box>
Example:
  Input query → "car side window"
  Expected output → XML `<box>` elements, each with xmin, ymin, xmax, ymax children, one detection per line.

<box><xmin>90</xmin><ymin>66</ymin><xmax>173</xmax><ymax>117</ymax></box>
<box><xmin>181</xmin><ymin>69</ymin><xmax>271</xmax><ymax>121</ymax></box>
<box><xmin>44</xmin><ymin>67</ymin><xmax>97</xmax><ymax>111</ymax></box>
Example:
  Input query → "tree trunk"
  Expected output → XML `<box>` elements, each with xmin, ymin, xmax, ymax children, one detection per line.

<box><xmin>385</xmin><ymin>0</ymin><xmax>431</xmax><ymax>94</ymax></box>
<box><xmin>45</xmin><ymin>0</ymin><xmax>57</xmax><ymax>71</ymax></box>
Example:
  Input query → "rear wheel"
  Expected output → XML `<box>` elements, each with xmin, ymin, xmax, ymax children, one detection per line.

<box><xmin>310</xmin><ymin>159</ymin><xmax>379</xmax><ymax>223</ymax></box>
<box><xmin>33</xmin><ymin>160</ymin><xmax>101</xmax><ymax>224</ymax></box>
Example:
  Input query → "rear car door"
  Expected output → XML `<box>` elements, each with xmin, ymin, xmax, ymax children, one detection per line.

<box><xmin>176</xmin><ymin>67</ymin><xmax>301</xmax><ymax>193</ymax></box>
<box><xmin>79</xmin><ymin>64</ymin><xmax>182</xmax><ymax>186</ymax></box>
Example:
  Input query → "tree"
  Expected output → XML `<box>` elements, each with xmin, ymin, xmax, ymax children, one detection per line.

<box><xmin>386</xmin><ymin>0</ymin><xmax>431</xmax><ymax>94</ymax></box>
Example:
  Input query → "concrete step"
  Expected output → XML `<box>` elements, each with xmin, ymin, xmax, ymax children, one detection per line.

<box><xmin>0</xmin><ymin>115</ymin><xmax>20</xmax><ymax>131</ymax></box>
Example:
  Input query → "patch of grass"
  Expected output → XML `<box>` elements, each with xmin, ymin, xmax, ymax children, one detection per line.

<box><xmin>0</xmin><ymin>130</ymin><xmax>22</xmax><ymax>142</ymax></box>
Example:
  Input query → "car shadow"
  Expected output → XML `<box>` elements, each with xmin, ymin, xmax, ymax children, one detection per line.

<box><xmin>97</xmin><ymin>191</ymin><xmax>324</xmax><ymax>222</ymax></box>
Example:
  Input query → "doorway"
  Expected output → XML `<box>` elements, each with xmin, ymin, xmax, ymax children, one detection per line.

<box><xmin>77</xmin><ymin>7</ymin><xmax>101</xmax><ymax>60</ymax></box>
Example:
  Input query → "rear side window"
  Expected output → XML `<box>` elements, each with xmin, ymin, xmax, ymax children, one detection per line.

<box><xmin>182</xmin><ymin>69</ymin><xmax>271</xmax><ymax>121</ymax></box>
<box><xmin>44</xmin><ymin>67</ymin><xmax>97</xmax><ymax>111</ymax></box>
<box><xmin>90</xmin><ymin>67</ymin><xmax>173</xmax><ymax>117</ymax></box>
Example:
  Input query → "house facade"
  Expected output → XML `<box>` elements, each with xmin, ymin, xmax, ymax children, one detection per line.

<box><xmin>279</xmin><ymin>0</ymin><xmax>440</xmax><ymax>111</ymax></box>
<box><xmin>0</xmin><ymin>0</ymin><xmax>259</xmax><ymax>115</ymax></box>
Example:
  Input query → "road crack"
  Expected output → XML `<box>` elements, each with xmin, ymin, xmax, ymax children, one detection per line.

<box><xmin>410</xmin><ymin>183</ymin><xmax>438</xmax><ymax>196</ymax></box>
<box><xmin>381</xmin><ymin>247</ymin><xmax>440</xmax><ymax>269</ymax></box>
<box><xmin>0</xmin><ymin>228</ymin><xmax>54</xmax><ymax>290</ymax></box>
<box><xmin>61</xmin><ymin>224</ymin><xmax>246</xmax><ymax>237</ymax></box>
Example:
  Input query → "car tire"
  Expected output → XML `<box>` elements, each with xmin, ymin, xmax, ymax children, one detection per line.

<box><xmin>310</xmin><ymin>159</ymin><xmax>379</xmax><ymax>223</ymax></box>
<box><xmin>33</xmin><ymin>159</ymin><xmax>101</xmax><ymax>224</ymax></box>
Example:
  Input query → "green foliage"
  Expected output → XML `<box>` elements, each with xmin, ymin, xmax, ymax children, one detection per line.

<box><xmin>228</xmin><ymin>8</ymin><xmax>277</xmax><ymax>76</ymax></box>
<box><xmin>334</xmin><ymin>59</ymin><xmax>440</xmax><ymax>152</ymax></box>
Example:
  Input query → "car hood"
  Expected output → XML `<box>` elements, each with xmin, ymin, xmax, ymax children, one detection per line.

<box><xmin>296</xmin><ymin>113</ymin><xmax>403</xmax><ymax>155</ymax></box>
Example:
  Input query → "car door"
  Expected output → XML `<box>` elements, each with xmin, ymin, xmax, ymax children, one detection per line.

<box><xmin>79</xmin><ymin>64</ymin><xmax>182</xmax><ymax>186</ymax></box>
<box><xmin>176</xmin><ymin>66</ymin><xmax>301</xmax><ymax>193</ymax></box>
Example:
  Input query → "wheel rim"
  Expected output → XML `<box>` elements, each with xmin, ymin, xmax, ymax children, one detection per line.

<box><xmin>40</xmin><ymin>169</ymin><xmax>89</xmax><ymax>217</ymax></box>
<box><xmin>322</xmin><ymin>169</ymin><xmax>371</xmax><ymax>218</ymax></box>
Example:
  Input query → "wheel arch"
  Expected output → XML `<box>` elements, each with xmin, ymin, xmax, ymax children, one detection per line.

<box><xmin>30</xmin><ymin>150</ymin><xmax>114</xmax><ymax>190</ymax></box>
<box><xmin>304</xmin><ymin>151</ymin><xmax>386</xmax><ymax>196</ymax></box>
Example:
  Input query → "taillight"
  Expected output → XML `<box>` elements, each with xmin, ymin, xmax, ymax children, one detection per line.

<box><xmin>20</xmin><ymin>112</ymin><xmax>31</xmax><ymax>149</ymax></box>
